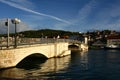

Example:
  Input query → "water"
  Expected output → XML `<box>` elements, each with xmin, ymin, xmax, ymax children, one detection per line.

<box><xmin>0</xmin><ymin>49</ymin><xmax>120</xmax><ymax>80</ymax></box>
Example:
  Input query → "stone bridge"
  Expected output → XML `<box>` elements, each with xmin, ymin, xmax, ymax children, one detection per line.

<box><xmin>0</xmin><ymin>38</ymin><xmax>88</xmax><ymax>69</ymax></box>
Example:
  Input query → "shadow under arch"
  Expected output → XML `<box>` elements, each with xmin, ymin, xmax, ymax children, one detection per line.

<box><xmin>16</xmin><ymin>53</ymin><xmax>48</xmax><ymax>70</ymax></box>
<box><xmin>68</xmin><ymin>44</ymin><xmax>79</xmax><ymax>50</ymax></box>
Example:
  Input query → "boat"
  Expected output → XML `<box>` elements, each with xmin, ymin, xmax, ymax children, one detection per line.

<box><xmin>104</xmin><ymin>44</ymin><xmax>120</xmax><ymax>49</ymax></box>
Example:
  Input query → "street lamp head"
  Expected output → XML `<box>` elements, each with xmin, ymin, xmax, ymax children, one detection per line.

<box><xmin>11</xmin><ymin>18</ymin><xmax>21</xmax><ymax>24</ymax></box>
<box><xmin>14</xmin><ymin>18</ymin><xmax>21</xmax><ymax>23</ymax></box>
<box><xmin>11</xmin><ymin>18</ymin><xmax>21</xmax><ymax>48</ymax></box>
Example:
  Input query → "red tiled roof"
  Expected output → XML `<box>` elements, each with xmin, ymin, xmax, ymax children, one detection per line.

<box><xmin>107</xmin><ymin>35</ymin><xmax>120</xmax><ymax>39</ymax></box>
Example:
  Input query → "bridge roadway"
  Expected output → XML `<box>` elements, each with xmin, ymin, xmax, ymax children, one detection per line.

<box><xmin>0</xmin><ymin>38</ymin><xmax>87</xmax><ymax>69</ymax></box>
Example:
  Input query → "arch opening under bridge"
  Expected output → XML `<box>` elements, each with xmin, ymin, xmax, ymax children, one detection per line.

<box><xmin>16</xmin><ymin>53</ymin><xmax>48</xmax><ymax>69</ymax></box>
<box><xmin>68</xmin><ymin>44</ymin><xmax>79</xmax><ymax>49</ymax></box>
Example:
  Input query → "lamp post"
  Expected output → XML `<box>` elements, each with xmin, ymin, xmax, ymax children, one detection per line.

<box><xmin>11</xmin><ymin>18</ymin><xmax>21</xmax><ymax>48</ymax></box>
<box><xmin>5</xmin><ymin>18</ymin><xmax>10</xmax><ymax>48</ymax></box>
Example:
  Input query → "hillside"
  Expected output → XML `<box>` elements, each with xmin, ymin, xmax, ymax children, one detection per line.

<box><xmin>0</xmin><ymin>29</ymin><xmax>79</xmax><ymax>38</ymax></box>
<box><xmin>19</xmin><ymin>29</ymin><xmax>79</xmax><ymax>38</ymax></box>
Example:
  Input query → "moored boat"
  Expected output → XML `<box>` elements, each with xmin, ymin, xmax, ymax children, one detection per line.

<box><xmin>104</xmin><ymin>44</ymin><xmax>120</xmax><ymax>49</ymax></box>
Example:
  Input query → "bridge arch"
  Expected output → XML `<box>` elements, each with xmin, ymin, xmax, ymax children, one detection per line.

<box><xmin>68</xmin><ymin>43</ymin><xmax>80</xmax><ymax>50</ymax></box>
<box><xmin>68</xmin><ymin>44</ymin><xmax>79</xmax><ymax>48</ymax></box>
<box><xmin>16</xmin><ymin>53</ymin><xmax>48</xmax><ymax>66</ymax></box>
<box><xmin>16</xmin><ymin>53</ymin><xmax>48</xmax><ymax>69</ymax></box>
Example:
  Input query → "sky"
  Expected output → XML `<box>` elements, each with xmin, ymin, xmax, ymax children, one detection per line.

<box><xmin>0</xmin><ymin>0</ymin><xmax>120</xmax><ymax>33</ymax></box>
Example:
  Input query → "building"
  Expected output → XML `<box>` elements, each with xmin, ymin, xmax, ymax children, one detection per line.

<box><xmin>105</xmin><ymin>35</ymin><xmax>120</xmax><ymax>49</ymax></box>
<box><xmin>107</xmin><ymin>35</ymin><xmax>120</xmax><ymax>45</ymax></box>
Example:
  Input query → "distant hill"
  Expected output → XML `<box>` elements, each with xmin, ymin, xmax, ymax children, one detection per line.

<box><xmin>0</xmin><ymin>29</ymin><xmax>80</xmax><ymax>38</ymax></box>
<box><xmin>19</xmin><ymin>29</ymin><xmax>80</xmax><ymax>38</ymax></box>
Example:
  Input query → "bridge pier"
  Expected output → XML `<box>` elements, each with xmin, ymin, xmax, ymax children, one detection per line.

<box><xmin>0</xmin><ymin>42</ymin><xmax>70</xmax><ymax>69</ymax></box>
<box><xmin>80</xmin><ymin>43</ymin><xmax>88</xmax><ymax>51</ymax></box>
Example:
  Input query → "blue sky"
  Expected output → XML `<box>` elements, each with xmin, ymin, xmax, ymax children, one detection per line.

<box><xmin>0</xmin><ymin>0</ymin><xmax>120</xmax><ymax>33</ymax></box>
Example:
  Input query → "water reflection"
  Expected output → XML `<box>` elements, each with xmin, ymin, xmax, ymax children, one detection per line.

<box><xmin>0</xmin><ymin>51</ymin><xmax>89</xmax><ymax>80</ymax></box>
<box><xmin>0</xmin><ymin>68</ymin><xmax>26</xmax><ymax>79</ymax></box>
<box><xmin>70</xmin><ymin>50</ymin><xmax>88</xmax><ymax>70</ymax></box>
<box><xmin>80</xmin><ymin>51</ymin><xmax>88</xmax><ymax>70</ymax></box>
<box><xmin>0</xmin><ymin>54</ymin><xmax>71</xmax><ymax>79</ymax></box>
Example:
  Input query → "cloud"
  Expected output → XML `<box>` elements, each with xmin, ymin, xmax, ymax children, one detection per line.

<box><xmin>0</xmin><ymin>18</ymin><xmax>31</xmax><ymax>34</ymax></box>
<box><xmin>0</xmin><ymin>0</ymin><xmax>70</xmax><ymax>24</ymax></box>
<box><xmin>48</xmin><ymin>0</ymin><xmax>98</xmax><ymax>32</ymax></box>
<box><xmin>89</xmin><ymin>1</ymin><xmax>120</xmax><ymax>31</ymax></box>
<box><xmin>67</xmin><ymin>0</ymin><xmax>120</xmax><ymax>31</ymax></box>
<box><xmin>78</xmin><ymin>0</ymin><xmax>97</xmax><ymax>21</ymax></box>
<box><xmin>59</xmin><ymin>0</ymin><xmax>98</xmax><ymax>32</ymax></box>
<box><xmin>8</xmin><ymin>0</ymin><xmax>35</xmax><ymax>9</ymax></box>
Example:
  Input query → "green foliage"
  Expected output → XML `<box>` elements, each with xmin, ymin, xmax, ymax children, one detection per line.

<box><xmin>19</xmin><ymin>29</ymin><xmax>79</xmax><ymax>38</ymax></box>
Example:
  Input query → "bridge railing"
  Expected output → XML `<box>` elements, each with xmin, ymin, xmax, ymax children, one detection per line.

<box><xmin>0</xmin><ymin>38</ymin><xmax>81</xmax><ymax>49</ymax></box>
